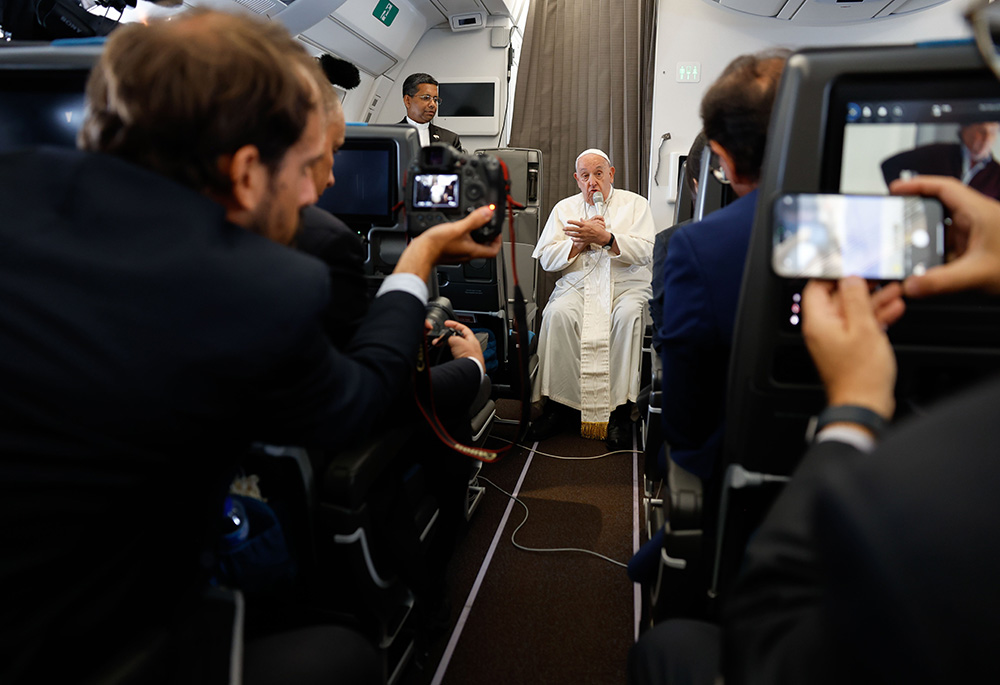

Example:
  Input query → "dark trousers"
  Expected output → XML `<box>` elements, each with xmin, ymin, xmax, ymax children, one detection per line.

<box><xmin>245</xmin><ymin>625</ymin><xmax>380</xmax><ymax>685</ymax></box>
<box><xmin>628</xmin><ymin>619</ymin><xmax>721</xmax><ymax>685</ymax></box>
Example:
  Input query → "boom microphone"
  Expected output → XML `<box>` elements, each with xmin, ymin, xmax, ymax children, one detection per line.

<box><xmin>593</xmin><ymin>191</ymin><xmax>605</xmax><ymax>216</ymax></box>
<box><xmin>318</xmin><ymin>54</ymin><xmax>361</xmax><ymax>90</ymax></box>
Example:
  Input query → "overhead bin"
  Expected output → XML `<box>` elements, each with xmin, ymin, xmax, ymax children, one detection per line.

<box><xmin>707</xmin><ymin>0</ymin><xmax>947</xmax><ymax>23</ymax></box>
<box><xmin>300</xmin><ymin>17</ymin><xmax>400</xmax><ymax>76</ymax></box>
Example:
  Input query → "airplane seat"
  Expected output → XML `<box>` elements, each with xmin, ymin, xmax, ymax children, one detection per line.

<box><xmin>466</xmin><ymin>362</ymin><xmax>496</xmax><ymax>519</ymax></box>
<box><xmin>709</xmin><ymin>42</ymin><xmax>1000</xmax><ymax>609</ymax></box>
<box><xmin>87</xmin><ymin>586</ymin><xmax>244</xmax><ymax>684</ymax></box>
<box><xmin>316</xmin><ymin>124</ymin><xmax>422</xmax><ymax>299</ymax></box>
<box><xmin>467</xmin><ymin>147</ymin><xmax>544</xmax><ymax>400</ymax></box>
<box><xmin>234</xmin><ymin>422</ymin><xmax>465</xmax><ymax>685</ymax></box>
<box><xmin>640</xmin><ymin>144</ymin><xmax>735</xmax><ymax>624</ymax></box>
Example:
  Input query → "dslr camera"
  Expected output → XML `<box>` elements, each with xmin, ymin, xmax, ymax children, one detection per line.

<box><xmin>405</xmin><ymin>143</ymin><xmax>508</xmax><ymax>244</ymax></box>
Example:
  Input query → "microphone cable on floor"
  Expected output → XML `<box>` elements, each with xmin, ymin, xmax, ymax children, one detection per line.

<box><xmin>488</xmin><ymin>435</ymin><xmax>637</xmax><ymax>460</ymax></box>
<box><xmin>478</xmin><ymin>475</ymin><xmax>628</xmax><ymax>569</ymax></box>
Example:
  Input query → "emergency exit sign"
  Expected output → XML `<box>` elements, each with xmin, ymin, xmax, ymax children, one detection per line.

<box><xmin>676</xmin><ymin>62</ymin><xmax>701</xmax><ymax>83</ymax></box>
<box><xmin>373</xmin><ymin>0</ymin><xmax>398</xmax><ymax>26</ymax></box>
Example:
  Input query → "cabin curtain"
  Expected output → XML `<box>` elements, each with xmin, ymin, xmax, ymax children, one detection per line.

<box><xmin>509</xmin><ymin>0</ymin><xmax>657</xmax><ymax>317</ymax></box>
<box><xmin>510</xmin><ymin>0</ymin><xmax>658</xmax><ymax>219</ymax></box>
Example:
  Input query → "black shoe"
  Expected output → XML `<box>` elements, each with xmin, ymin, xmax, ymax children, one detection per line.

<box><xmin>527</xmin><ymin>403</ymin><xmax>574</xmax><ymax>442</ymax></box>
<box><xmin>606</xmin><ymin>410</ymin><xmax>633</xmax><ymax>451</ymax></box>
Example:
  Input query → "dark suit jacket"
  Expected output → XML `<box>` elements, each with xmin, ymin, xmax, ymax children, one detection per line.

<box><xmin>649</xmin><ymin>218</ymin><xmax>691</xmax><ymax>353</ymax></box>
<box><xmin>0</xmin><ymin>148</ymin><xmax>427</xmax><ymax>682</ymax></box>
<box><xmin>295</xmin><ymin>205</ymin><xmax>481</xmax><ymax>428</ymax></box>
<box><xmin>296</xmin><ymin>205</ymin><xmax>368</xmax><ymax>350</ymax></box>
<box><xmin>725</xmin><ymin>376</ymin><xmax>1000</xmax><ymax>685</ymax></box>
<box><xmin>881</xmin><ymin>142</ymin><xmax>1000</xmax><ymax>200</ymax></box>
<box><xmin>398</xmin><ymin>118</ymin><xmax>464</xmax><ymax>152</ymax></box>
<box><xmin>658</xmin><ymin>191</ymin><xmax>758</xmax><ymax>480</ymax></box>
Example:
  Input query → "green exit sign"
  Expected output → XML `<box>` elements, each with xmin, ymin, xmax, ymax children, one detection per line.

<box><xmin>373</xmin><ymin>0</ymin><xmax>398</xmax><ymax>26</ymax></box>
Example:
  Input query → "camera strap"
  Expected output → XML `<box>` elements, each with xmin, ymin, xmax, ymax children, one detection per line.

<box><xmin>413</xmin><ymin>183</ymin><xmax>532</xmax><ymax>461</ymax></box>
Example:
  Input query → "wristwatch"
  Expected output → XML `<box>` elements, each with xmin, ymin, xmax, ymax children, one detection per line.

<box><xmin>805</xmin><ymin>404</ymin><xmax>887</xmax><ymax>442</ymax></box>
<box><xmin>601</xmin><ymin>233</ymin><xmax>616</xmax><ymax>251</ymax></box>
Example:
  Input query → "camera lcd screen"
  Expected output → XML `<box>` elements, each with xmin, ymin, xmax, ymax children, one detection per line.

<box><xmin>413</xmin><ymin>173</ymin><xmax>460</xmax><ymax>209</ymax></box>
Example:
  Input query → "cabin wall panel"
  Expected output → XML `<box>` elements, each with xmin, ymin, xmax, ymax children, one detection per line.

<box><xmin>647</xmin><ymin>0</ymin><xmax>969</xmax><ymax>230</ymax></box>
<box><xmin>372</xmin><ymin>24</ymin><xmax>518</xmax><ymax>150</ymax></box>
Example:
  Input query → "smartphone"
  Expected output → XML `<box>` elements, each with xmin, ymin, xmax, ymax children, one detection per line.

<box><xmin>771</xmin><ymin>193</ymin><xmax>945</xmax><ymax>280</ymax></box>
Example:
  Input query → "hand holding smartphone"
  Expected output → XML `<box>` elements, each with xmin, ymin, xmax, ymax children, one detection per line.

<box><xmin>772</xmin><ymin>193</ymin><xmax>945</xmax><ymax>280</ymax></box>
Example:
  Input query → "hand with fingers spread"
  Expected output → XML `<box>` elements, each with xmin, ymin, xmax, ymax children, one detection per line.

<box><xmin>395</xmin><ymin>206</ymin><xmax>502</xmax><ymax>282</ymax></box>
<box><xmin>890</xmin><ymin>176</ymin><xmax>1000</xmax><ymax>297</ymax></box>
<box><xmin>801</xmin><ymin>277</ymin><xmax>900</xmax><ymax>423</ymax></box>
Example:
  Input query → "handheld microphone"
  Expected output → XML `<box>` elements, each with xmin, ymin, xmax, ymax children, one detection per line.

<box><xmin>593</xmin><ymin>191</ymin><xmax>605</xmax><ymax>216</ymax></box>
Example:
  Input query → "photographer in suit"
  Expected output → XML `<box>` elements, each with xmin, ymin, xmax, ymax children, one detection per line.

<box><xmin>724</xmin><ymin>174</ymin><xmax>1000</xmax><ymax>684</ymax></box>
<box><xmin>0</xmin><ymin>8</ymin><xmax>498</xmax><ymax>683</ymax></box>
<box><xmin>399</xmin><ymin>72</ymin><xmax>464</xmax><ymax>151</ymax></box>
<box><xmin>630</xmin><ymin>175</ymin><xmax>1000</xmax><ymax>684</ymax></box>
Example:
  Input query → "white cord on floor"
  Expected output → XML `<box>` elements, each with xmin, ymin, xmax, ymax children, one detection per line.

<box><xmin>478</xmin><ymin>475</ymin><xmax>628</xmax><ymax>569</ymax></box>
<box><xmin>488</xmin><ymin>435</ymin><xmax>637</xmax><ymax>460</ymax></box>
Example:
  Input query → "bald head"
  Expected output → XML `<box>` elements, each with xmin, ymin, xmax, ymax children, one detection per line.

<box><xmin>311</xmin><ymin>95</ymin><xmax>347</xmax><ymax>196</ymax></box>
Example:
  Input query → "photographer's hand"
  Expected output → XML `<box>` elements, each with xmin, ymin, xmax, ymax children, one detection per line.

<box><xmin>394</xmin><ymin>206</ymin><xmax>501</xmax><ymax>282</ymax></box>
<box><xmin>801</xmin><ymin>277</ymin><xmax>898</xmax><ymax>425</ymax></box>
<box><xmin>440</xmin><ymin>320</ymin><xmax>485</xmax><ymax>368</ymax></box>
<box><xmin>890</xmin><ymin>176</ymin><xmax>1000</xmax><ymax>297</ymax></box>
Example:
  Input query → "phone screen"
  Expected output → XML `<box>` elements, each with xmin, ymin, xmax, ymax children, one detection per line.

<box><xmin>772</xmin><ymin>193</ymin><xmax>945</xmax><ymax>280</ymax></box>
<box><xmin>412</xmin><ymin>173</ymin><xmax>460</xmax><ymax>209</ymax></box>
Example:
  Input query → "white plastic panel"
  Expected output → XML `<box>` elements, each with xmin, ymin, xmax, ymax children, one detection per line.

<box><xmin>300</xmin><ymin>17</ymin><xmax>397</xmax><ymax>75</ymax></box>
<box><xmin>704</xmin><ymin>0</ymin><xmax>944</xmax><ymax>23</ymax></box>
<box><xmin>887</xmin><ymin>0</ymin><xmax>949</xmax><ymax>16</ymax></box>
<box><xmin>333</xmin><ymin>0</ymin><xmax>431</xmax><ymax>63</ymax></box>
<box><xmin>788</xmin><ymin>0</ymin><xmax>894</xmax><ymax>23</ymax></box>
<box><xmin>719</xmin><ymin>0</ymin><xmax>789</xmax><ymax>18</ymax></box>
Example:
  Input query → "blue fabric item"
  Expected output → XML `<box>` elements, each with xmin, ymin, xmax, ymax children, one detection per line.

<box><xmin>216</xmin><ymin>494</ymin><xmax>296</xmax><ymax>593</ymax></box>
<box><xmin>471</xmin><ymin>327</ymin><xmax>498</xmax><ymax>371</ymax></box>
<box><xmin>628</xmin><ymin>528</ymin><xmax>666</xmax><ymax>584</ymax></box>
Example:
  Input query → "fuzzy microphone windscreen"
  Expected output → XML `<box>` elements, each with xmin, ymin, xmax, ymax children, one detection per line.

<box><xmin>319</xmin><ymin>54</ymin><xmax>361</xmax><ymax>90</ymax></box>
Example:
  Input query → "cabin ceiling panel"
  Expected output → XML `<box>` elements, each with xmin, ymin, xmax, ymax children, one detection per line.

<box><xmin>429</xmin><ymin>0</ymin><xmax>491</xmax><ymax>18</ymax></box>
<box><xmin>719</xmin><ymin>0</ymin><xmax>787</xmax><ymax>17</ymax></box>
<box><xmin>791</xmin><ymin>0</ymin><xmax>893</xmax><ymax>22</ymax></box>
<box><xmin>886</xmin><ymin>0</ymin><xmax>949</xmax><ymax>15</ymax></box>
<box><xmin>703</xmin><ymin>0</ymin><xmax>948</xmax><ymax>23</ymax></box>
<box><xmin>300</xmin><ymin>16</ymin><xmax>398</xmax><ymax>74</ymax></box>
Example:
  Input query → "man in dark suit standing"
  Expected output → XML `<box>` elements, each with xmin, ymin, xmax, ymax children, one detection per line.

<box><xmin>0</xmin><ymin>9</ymin><xmax>499</xmax><ymax>684</ymax></box>
<box><xmin>399</xmin><ymin>72</ymin><xmax>464</xmax><ymax>151</ymax></box>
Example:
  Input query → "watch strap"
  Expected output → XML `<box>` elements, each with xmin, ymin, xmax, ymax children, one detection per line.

<box><xmin>807</xmin><ymin>404</ymin><xmax>887</xmax><ymax>442</ymax></box>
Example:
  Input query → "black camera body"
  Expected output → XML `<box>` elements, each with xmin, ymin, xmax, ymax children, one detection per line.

<box><xmin>405</xmin><ymin>143</ymin><xmax>508</xmax><ymax>244</ymax></box>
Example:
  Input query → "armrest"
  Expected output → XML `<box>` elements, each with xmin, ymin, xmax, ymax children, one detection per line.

<box><xmin>321</xmin><ymin>423</ymin><xmax>415</xmax><ymax>510</ymax></box>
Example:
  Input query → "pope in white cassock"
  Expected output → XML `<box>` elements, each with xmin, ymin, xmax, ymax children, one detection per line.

<box><xmin>529</xmin><ymin>149</ymin><xmax>655</xmax><ymax>449</ymax></box>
